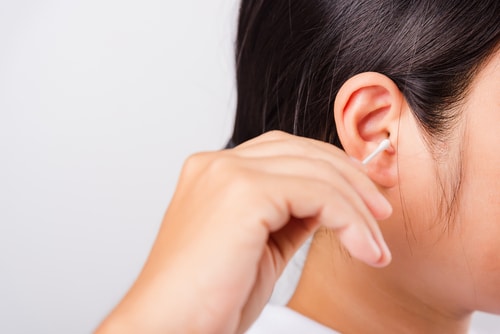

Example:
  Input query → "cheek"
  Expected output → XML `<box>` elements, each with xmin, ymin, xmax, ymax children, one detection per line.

<box><xmin>393</xmin><ymin>114</ymin><xmax>443</xmax><ymax>236</ymax></box>
<box><xmin>460</xmin><ymin>100</ymin><xmax>500</xmax><ymax>267</ymax></box>
<box><xmin>461</xmin><ymin>54</ymin><xmax>500</xmax><ymax>236</ymax></box>
<box><xmin>459</xmin><ymin>172</ymin><xmax>500</xmax><ymax>278</ymax></box>
<box><xmin>456</xmin><ymin>92</ymin><xmax>500</xmax><ymax>309</ymax></box>
<box><xmin>459</xmin><ymin>217</ymin><xmax>500</xmax><ymax>312</ymax></box>
<box><xmin>477</xmin><ymin>240</ymin><xmax>500</xmax><ymax>275</ymax></box>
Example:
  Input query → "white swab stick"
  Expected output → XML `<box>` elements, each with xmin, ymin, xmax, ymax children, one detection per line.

<box><xmin>362</xmin><ymin>139</ymin><xmax>391</xmax><ymax>165</ymax></box>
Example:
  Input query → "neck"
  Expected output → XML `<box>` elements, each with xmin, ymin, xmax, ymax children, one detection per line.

<box><xmin>287</xmin><ymin>233</ymin><xmax>472</xmax><ymax>334</ymax></box>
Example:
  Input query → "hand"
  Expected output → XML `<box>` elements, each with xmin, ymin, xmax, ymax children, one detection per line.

<box><xmin>96</xmin><ymin>131</ymin><xmax>392</xmax><ymax>334</ymax></box>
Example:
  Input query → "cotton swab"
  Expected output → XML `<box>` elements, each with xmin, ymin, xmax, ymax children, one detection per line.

<box><xmin>362</xmin><ymin>139</ymin><xmax>391</xmax><ymax>165</ymax></box>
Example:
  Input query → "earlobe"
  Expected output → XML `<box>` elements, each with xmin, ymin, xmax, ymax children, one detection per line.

<box><xmin>334</xmin><ymin>72</ymin><xmax>404</xmax><ymax>188</ymax></box>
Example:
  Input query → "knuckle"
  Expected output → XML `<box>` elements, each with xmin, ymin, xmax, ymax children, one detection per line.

<box><xmin>182</xmin><ymin>151</ymin><xmax>259</xmax><ymax>198</ymax></box>
<box><xmin>183</xmin><ymin>152</ymin><xmax>208</xmax><ymax>174</ymax></box>
<box><xmin>178</xmin><ymin>153</ymin><xmax>213</xmax><ymax>186</ymax></box>
<box><xmin>206</xmin><ymin>155</ymin><xmax>236</xmax><ymax>175</ymax></box>
<box><xmin>313</xmin><ymin>158</ymin><xmax>336</xmax><ymax>174</ymax></box>
<box><xmin>205</xmin><ymin>157</ymin><xmax>257</xmax><ymax>194</ymax></box>
<box><xmin>321</xmin><ymin>182</ymin><xmax>341</xmax><ymax>199</ymax></box>
<box><xmin>263</xmin><ymin>130</ymin><xmax>289</xmax><ymax>141</ymax></box>
<box><xmin>228</xmin><ymin>168</ymin><xmax>254</xmax><ymax>190</ymax></box>
<box><xmin>307</xmin><ymin>179</ymin><xmax>336</xmax><ymax>200</ymax></box>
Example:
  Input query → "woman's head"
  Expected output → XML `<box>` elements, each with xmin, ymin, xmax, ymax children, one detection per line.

<box><xmin>231</xmin><ymin>0</ymin><xmax>500</xmax><ymax>321</ymax></box>
<box><xmin>232</xmin><ymin>0</ymin><xmax>498</xmax><ymax>145</ymax></box>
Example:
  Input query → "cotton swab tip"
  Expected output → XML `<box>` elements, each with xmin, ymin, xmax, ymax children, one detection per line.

<box><xmin>362</xmin><ymin>139</ymin><xmax>391</xmax><ymax>165</ymax></box>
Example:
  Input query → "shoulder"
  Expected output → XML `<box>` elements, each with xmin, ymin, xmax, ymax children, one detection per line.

<box><xmin>245</xmin><ymin>304</ymin><xmax>339</xmax><ymax>334</ymax></box>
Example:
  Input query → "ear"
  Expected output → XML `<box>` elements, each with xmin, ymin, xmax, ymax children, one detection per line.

<box><xmin>334</xmin><ymin>72</ymin><xmax>404</xmax><ymax>188</ymax></box>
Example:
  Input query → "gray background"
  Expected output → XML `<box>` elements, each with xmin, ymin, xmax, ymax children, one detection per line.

<box><xmin>0</xmin><ymin>1</ymin><xmax>498</xmax><ymax>333</ymax></box>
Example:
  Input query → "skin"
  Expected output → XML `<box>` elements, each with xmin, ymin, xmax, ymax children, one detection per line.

<box><xmin>288</xmin><ymin>51</ymin><xmax>500</xmax><ymax>333</ymax></box>
<box><xmin>96</xmin><ymin>131</ymin><xmax>393</xmax><ymax>334</ymax></box>
<box><xmin>95</xmin><ymin>49</ymin><xmax>499</xmax><ymax>334</ymax></box>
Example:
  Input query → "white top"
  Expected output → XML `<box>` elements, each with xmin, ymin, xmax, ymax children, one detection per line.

<box><xmin>246</xmin><ymin>304</ymin><xmax>339</xmax><ymax>334</ymax></box>
<box><xmin>247</xmin><ymin>304</ymin><xmax>482</xmax><ymax>334</ymax></box>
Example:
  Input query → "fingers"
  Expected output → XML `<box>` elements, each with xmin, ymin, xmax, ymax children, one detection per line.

<box><xmin>336</xmin><ymin>221</ymin><xmax>390</xmax><ymax>267</ymax></box>
<box><xmin>232</xmin><ymin>133</ymin><xmax>392</xmax><ymax>220</ymax></box>
<box><xmin>254</xmin><ymin>174</ymin><xmax>391</xmax><ymax>267</ymax></box>
<box><xmin>266</xmin><ymin>217</ymin><xmax>319</xmax><ymax>275</ymax></box>
<box><xmin>234</xmin><ymin>132</ymin><xmax>350</xmax><ymax>165</ymax></box>
<box><xmin>218</xmin><ymin>131</ymin><xmax>393</xmax><ymax>267</ymax></box>
<box><xmin>236</xmin><ymin>156</ymin><xmax>390</xmax><ymax>255</ymax></box>
<box><xmin>238</xmin><ymin>155</ymin><xmax>392</xmax><ymax>220</ymax></box>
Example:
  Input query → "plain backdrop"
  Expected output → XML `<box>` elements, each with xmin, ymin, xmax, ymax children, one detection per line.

<box><xmin>0</xmin><ymin>1</ymin><xmax>498</xmax><ymax>333</ymax></box>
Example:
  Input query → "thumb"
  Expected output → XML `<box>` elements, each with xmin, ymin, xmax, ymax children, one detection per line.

<box><xmin>267</xmin><ymin>217</ymin><xmax>320</xmax><ymax>278</ymax></box>
<box><xmin>236</xmin><ymin>217</ymin><xmax>319</xmax><ymax>334</ymax></box>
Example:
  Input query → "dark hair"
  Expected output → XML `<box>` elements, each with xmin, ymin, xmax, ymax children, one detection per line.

<box><xmin>230</xmin><ymin>0</ymin><xmax>500</xmax><ymax>148</ymax></box>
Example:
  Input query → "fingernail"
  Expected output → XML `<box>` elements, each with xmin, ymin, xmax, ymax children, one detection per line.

<box><xmin>377</xmin><ymin>194</ymin><xmax>393</xmax><ymax>216</ymax></box>
<box><xmin>340</xmin><ymin>224</ymin><xmax>382</xmax><ymax>264</ymax></box>
<box><xmin>367</xmin><ymin>233</ymin><xmax>383</xmax><ymax>263</ymax></box>
<box><xmin>380</xmin><ymin>239</ymin><xmax>392</xmax><ymax>264</ymax></box>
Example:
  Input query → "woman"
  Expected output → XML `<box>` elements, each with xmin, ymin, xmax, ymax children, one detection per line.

<box><xmin>96</xmin><ymin>0</ymin><xmax>500</xmax><ymax>333</ymax></box>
